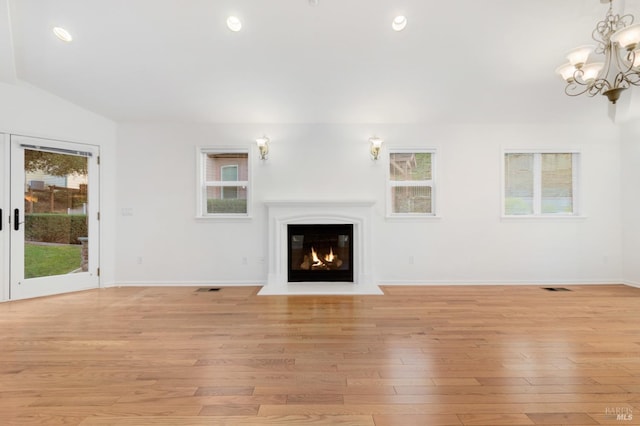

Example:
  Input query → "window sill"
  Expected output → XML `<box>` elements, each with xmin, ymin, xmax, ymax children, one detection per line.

<box><xmin>501</xmin><ymin>214</ymin><xmax>587</xmax><ymax>222</ymax></box>
<box><xmin>385</xmin><ymin>214</ymin><xmax>442</xmax><ymax>222</ymax></box>
<box><xmin>196</xmin><ymin>214</ymin><xmax>253</xmax><ymax>222</ymax></box>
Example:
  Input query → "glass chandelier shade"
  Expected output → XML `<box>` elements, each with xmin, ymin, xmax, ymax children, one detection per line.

<box><xmin>556</xmin><ymin>0</ymin><xmax>640</xmax><ymax>104</ymax></box>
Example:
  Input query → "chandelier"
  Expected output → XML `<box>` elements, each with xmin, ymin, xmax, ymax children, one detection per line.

<box><xmin>556</xmin><ymin>0</ymin><xmax>640</xmax><ymax>104</ymax></box>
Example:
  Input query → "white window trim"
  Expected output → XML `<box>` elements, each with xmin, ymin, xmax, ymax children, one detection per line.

<box><xmin>196</xmin><ymin>146</ymin><xmax>252</xmax><ymax>220</ymax></box>
<box><xmin>501</xmin><ymin>149</ymin><xmax>583</xmax><ymax>219</ymax></box>
<box><xmin>386</xmin><ymin>148</ymin><xmax>439</xmax><ymax>219</ymax></box>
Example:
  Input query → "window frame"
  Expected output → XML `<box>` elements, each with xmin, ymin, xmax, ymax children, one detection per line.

<box><xmin>502</xmin><ymin>149</ymin><xmax>580</xmax><ymax>218</ymax></box>
<box><xmin>196</xmin><ymin>146</ymin><xmax>252</xmax><ymax>220</ymax></box>
<box><xmin>386</xmin><ymin>148</ymin><xmax>437</xmax><ymax>219</ymax></box>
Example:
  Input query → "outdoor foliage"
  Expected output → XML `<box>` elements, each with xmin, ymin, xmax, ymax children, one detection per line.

<box><xmin>25</xmin><ymin>150</ymin><xmax>87</xmax><ymax>176</ymax></box>
<box><xmin>207</xmin><ymin>199</ymin><xmax>247</xmax><ymax>214</ymax></box>
<box><xmin>411</xmin><ymin>153</ymin><xmax>432</xmax><ymax>180</ymax></box>
<box><xmin>25</xmin><ymin>214</ymin><xmax>87</xmax><ymax>244</ymax></box>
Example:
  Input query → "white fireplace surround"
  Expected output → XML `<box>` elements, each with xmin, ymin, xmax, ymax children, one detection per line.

<box><xmin>259</xmin><ymin>200</ymin><xmax>383</xmax><ymax>295</ymax></box>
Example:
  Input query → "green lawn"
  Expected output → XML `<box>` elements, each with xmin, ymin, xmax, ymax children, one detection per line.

<box><xmin>25</xmin><ymin>243</ymin><xmax>82</xmax><ymax>279</ymax></box>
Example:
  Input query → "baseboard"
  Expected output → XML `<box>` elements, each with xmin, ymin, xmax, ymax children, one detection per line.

<box><xmin>378</xmin><ymin>279</ymin><xmax>625</xmax><ymax>286</ymax></box>
<box><xmin>622</xmin><ymin>280</ymin><xmax>640</xmax><ymax>288</ymax></box>
<box><xmin>106</xmin><ymin>279</ymin><xmax>635</xmax><ymax>290</ymax></box>
<box><xmin>107</xmin><ymin>280</ymin><xmax>266</xmax><ymax>288</ymax></box>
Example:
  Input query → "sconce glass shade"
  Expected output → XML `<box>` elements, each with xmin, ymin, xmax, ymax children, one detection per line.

<box><xmin>567</xmin><ymin>45</ymin><xmax>594</xmax><ymax>68</ymax></box>
<box><xmin>611</xmin><ymin>23</ymin><xmax>640</xmax><ymax>51</ymax></box>
<box><xmin>256</xmin><ymin>136</ymin><xmax>269</xmax><ymax>160</ymax></box>
<box><xmin>369</xmin><ymin>137</ymin><xmax>383</xmax><ymax>160</ymax></box>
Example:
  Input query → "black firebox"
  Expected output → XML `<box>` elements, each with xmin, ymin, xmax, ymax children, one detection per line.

<box><xmin>287</xmin><ymin>224</ymin><xmax>354</xmax><ymax>282</ymax></box>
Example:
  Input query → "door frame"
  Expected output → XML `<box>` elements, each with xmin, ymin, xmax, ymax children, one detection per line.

<box><xmin>0</xmin><ymin>134</ymin><xmax>9</xmax><ymax>302</ymax></box>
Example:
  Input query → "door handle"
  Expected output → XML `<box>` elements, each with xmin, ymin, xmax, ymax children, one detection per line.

<box><xmin>14</xmin><ymin>208</ymin><xmax>19</xmax><ymax>231</ymax></box>
<box><xmin>0</xmin><ymin>208</ymin><xmax>2</xmax><ymax>231</ymax></box>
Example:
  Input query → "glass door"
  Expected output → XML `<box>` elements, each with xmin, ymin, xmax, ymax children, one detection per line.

<box><xmin>9</xmin><ymin>135</ymin><xmax>100</xmax><ymax>300</ymax></box>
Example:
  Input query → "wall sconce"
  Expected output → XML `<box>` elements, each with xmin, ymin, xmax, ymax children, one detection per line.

<box><xmin>369</xmin><ymin>137</ymin><xmax>383</xmax><ymax>160</ymax></box>
<box><xmin>256</xmin><ymin>136</ymin><xmax>269</xmax><ymax>160</ymax></box>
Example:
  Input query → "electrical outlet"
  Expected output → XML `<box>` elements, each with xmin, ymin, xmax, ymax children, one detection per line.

<box><xmin>409</xmin><ymin>255</ymin><xmax>414</xmax><ymax>265</ymax></box>
<box><xmin>242</xmin><ymin>257</ymin><xmax>248</xmax><ymax>265</ymax></box>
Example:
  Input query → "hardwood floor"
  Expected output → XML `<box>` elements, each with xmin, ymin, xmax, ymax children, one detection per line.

<box><xmin>0</xmin><ymin>284</ymin><xmax>639</xmax><ymax>425</ymax></box>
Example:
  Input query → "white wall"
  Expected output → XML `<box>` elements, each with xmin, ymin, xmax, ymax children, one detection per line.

<box><xmin>115</xmin><ymin>121</ymin><xmax>623</xmax><ymax>286</ymax></box>
<box><xmin>621</xmin><ymin>120</ymin><xmax>640</xmax><ymax>287</ymax></box>
<box><xmin>0</xmin><ymin>81</ymin><xmax>117</xmax><ymax>293</ymax></box>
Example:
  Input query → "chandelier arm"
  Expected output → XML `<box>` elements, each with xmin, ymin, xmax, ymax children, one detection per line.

<box><xmin>565</xmin><ymin>82</ymin><xmax>596</xmax><ymax>97</ymax></box>
<box><xmin>593</xmin><ymin>24</ymin><xmax>609</xmax><ymax>53</ymax></box>
<box><xmin>614</xmin><ymin>72</ymin><xmax>629</xmax><ymax>89</ymax></box>
<box><xmin>589</xmin><ymin>79</ymin><xmax>609</xmax><ymax>96</ymax></box>
<box><xmin>627</xmin><ymin>74</ymin><xmax>640</xmax><ymax>86</ymax></box>
<box><xmin>601</xmin><ymin>50</ymin><xmax>615</xmax><ymax>84</ymax></box>
<box><xmin>625</xmin><ymin>55</ymin><xmax>640</xmax><ymax>85</ymax></box>
<box><xmin>617</xmin><ymin>49</ymin><xmax>640</xmax><ymax>78</ymax></box>
<box><xmin>619</xmin><ymin>13</ymin><xmax>635</xmax><ymax>27</ymax></box>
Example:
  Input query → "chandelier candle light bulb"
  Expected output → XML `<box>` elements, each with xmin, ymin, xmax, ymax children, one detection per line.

<box><xmin>634</xmin><ymin>49</ymin><xmax>640</xmax><ymax>67</ymax></box>
<box><xmin>556</xmin><ymin>63</ymin><xmax>577</xmax><ymax>82</ymax></box>
<box><xmin>567</xmin><ymin>45</ymin><xmax>595</xmax><ymax>68</ymax></box>
<box><xmin>582</xmin><ymin>62</ymin><xmax>605</xmax><ymax>81</ymax></box>
<box><xmin>611</xmin><ymin>23</ymin><xmax>640</xmax><ymax>50</ymax></box>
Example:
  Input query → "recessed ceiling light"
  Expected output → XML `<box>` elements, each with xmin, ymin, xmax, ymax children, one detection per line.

<box><xmin>392</xmin><ymin>16</ymin><xmax>407</xmax><ymax>32</ymax></box>
<box><xmin>53</xmin><ymin>26</ymin><xmax>73</xmax><ymax>42</ymax></box>
<box><xmin>226</xmin><ymin>16</ymin><xmax>242</xmax><ymax>32</ymax></box>
<box><xmin>309</xmin><ymin>0</ymin><xmax>319</xmax><ymax>6</ymax></box>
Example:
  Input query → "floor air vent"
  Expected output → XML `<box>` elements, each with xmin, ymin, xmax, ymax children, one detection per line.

<box><xmin>196</xmin><ymin>288</ymin><xmax>221</xmax><ymax>292</ymax></box>
<box><xmin>542</xmin><ymin>287</ymin><xmax>571</xmax><ymax>292</ymax></box>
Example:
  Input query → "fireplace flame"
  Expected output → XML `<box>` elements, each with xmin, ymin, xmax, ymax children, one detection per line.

<box><xmin>300</xmin><ymin>246</ymin><xmax>343</xmax><ymax>271</ymax></box>
<box><xmin>310</xmin><ymin>247</ymin><xmax>323</xmax><ymax>267</ymax></box>
<box><xmin>324</xmin><ymin>247</ymin><xmax>335</xmax><ymax>263</ymax></box>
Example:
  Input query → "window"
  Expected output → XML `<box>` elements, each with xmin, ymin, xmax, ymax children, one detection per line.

<box><xmin>199</xmin><ymin>149</ymin><xmax>249</xmax><ymax>216</ymax></box>
<box><xmin>504</xmin><ymin>152</ymin><xmax>578</xmax><ymax>216</ymax></box>
<box><xmin>388</xmin><ymin>151</ymin><xmax>435</xmax><ymax>216</ymax></box>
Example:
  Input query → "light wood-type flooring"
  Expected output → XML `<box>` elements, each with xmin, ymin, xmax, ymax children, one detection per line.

<box><xmin>0</xmin><ymin>284</ymin><xmax>639</xmax><ymax>425</ymax></box>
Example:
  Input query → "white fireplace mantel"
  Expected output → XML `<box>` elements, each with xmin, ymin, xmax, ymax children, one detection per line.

<box><xmin>258</xmin><ymin>200</ymin><xmax>382</xmax><ymax>295</ymax></box>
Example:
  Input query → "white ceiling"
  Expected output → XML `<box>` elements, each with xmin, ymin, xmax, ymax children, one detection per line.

<box><xmin>3</xmin><ymin>0</ymin><xmax>637</xmax><ymax>124</ymax></box>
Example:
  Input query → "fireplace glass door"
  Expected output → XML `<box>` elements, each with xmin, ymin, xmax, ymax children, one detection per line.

<box><xmin>288</xmin><ymin>224</ymin><xmax>353</xmax><ymax>282</ymax></box>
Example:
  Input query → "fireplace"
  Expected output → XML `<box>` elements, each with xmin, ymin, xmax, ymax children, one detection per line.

<box><xmin>260</xmin><ymin>200</ymin><xmax>381</xmax><ymax>295</ymax></box>
<box><xmin>288</xmin><ymin>224</ymin><xmax>354</xmax><ymax>282</ymax></box>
